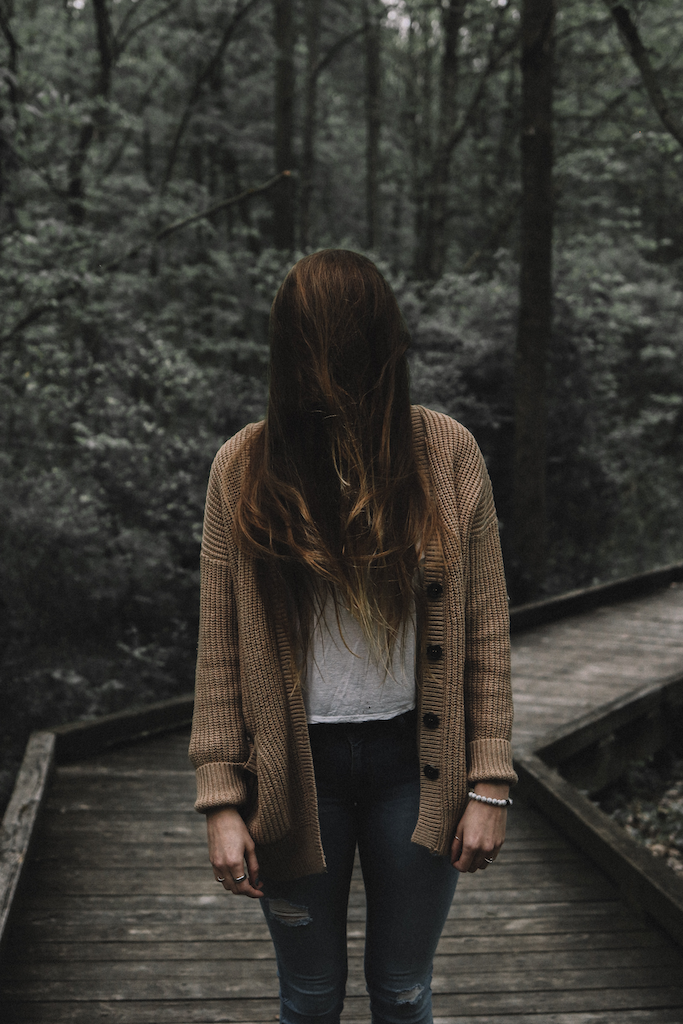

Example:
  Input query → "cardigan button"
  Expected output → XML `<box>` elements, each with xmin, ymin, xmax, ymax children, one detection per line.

<box><xmin>426</xmin><ymin>582</ymin><xmax>443</xmax><ymax>599</ymax></box>
<box><xmin>426</xmin><ymin>644</ymin><xmax>443</xmax><ymax>661</ymax></box>
<box><xmin>423</xmin><ymin>712</ymin><xmax>440</xmax><ymax>730</ymax></box>
<box><xmin>423</xmin><ymin>764</ymin><xmax>440</xmax><ymax>780</ymax></box>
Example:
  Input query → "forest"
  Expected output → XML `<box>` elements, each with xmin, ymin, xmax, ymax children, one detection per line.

<box><xmin>0</xmin><ymin>0</ymin><xmax>682</xmax><ymax>810</ymax></box>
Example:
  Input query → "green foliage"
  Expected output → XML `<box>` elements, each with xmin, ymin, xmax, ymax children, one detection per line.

<box><xmin>1</xmin><ymin>0</ymin><xmax>683</xmax><ymax>812</ymax></box>
<box><xmin>0</xmin><ymin>239</ymin><xmax>287</xmax><ymax>811</ymax></box>
<box><xmin>395</xmin><ymin>240</ymin><xmax>683</xmax><ymax>589</ymax></box>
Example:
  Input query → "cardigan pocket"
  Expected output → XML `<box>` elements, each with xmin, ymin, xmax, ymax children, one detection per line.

<box><xmin>243</xmin><ymin>738</ymin><xmax>257</xmax><ymax>775</ymax></box>
<box><xmin>243</xmin><ymin>735</ymin><xmax>293</xmax><ymax>845</ymax></box>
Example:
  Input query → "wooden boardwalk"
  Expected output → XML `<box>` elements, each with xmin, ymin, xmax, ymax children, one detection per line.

<box><xmin>2</xmin><ymin>583</ymin><xmax>683</xmax><ymax>1022</ymax></box>
<box><xmin>511</xmin><ymin>581</ymin><xmax>683</xmax><ymax>753</ymax></box>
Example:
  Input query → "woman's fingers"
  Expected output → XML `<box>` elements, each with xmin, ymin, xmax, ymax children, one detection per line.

<box><xmin>231</xmin><ymin>871</ymin><xmax>263</xmax><ymax>898</ymax></box>
<box><xmin>245</xmin><ymin>844</ymin><xmax>262</xmax><ymax>891</ymax></box>
<box><xmin>213</xmin><ymin>860</ymin><xmax>263</xmax><ymax>897</ymax></box>
<box><xmin>206</xmin><ymin>806</ymin><xmax>263</xmax><ymax>899</ymax></box>
<box><xmin>217</xmin><ymin>853</ymin><xmax>263</xmax><ymax>898</ymax></box>
<box><xmin>454</xmin><ymin>839</ymin><xmax>500</xmax><ymax>873</ymax></box>
<box><xmin>451</xmin><ymin>801</ymin><xmax>506</xmax><ymax>872</ymax></box>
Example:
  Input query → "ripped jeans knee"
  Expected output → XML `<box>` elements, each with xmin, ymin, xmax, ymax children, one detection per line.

<box><xmin>394</xmin><ymin>984</ymin><xmax>424</xmax><ymax>1005</ymax></box>
<box><xmin>367</xmin><ymin>975</ymin><xmax>432</xmax><ymax>1024</ymax></box>
<box><xmin>266</xmin><ymin>897</ymin><xmax>312</xmax><ymax>927</ymax></box>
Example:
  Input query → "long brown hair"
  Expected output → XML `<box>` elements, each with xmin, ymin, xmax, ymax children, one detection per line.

<box><xmin>235</xmin><ymin>249</ymin><xmax>437</xmax><ymax>669</ymax></box>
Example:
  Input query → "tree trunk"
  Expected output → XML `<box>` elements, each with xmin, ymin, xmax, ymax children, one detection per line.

<box><xmin>0</xmin><ymin>0</ymin><xmax>19</xmax><ymax>120</ymax></box>
<box><xmin>363</xmin><ymin>0</ymin><xmax>382</xmax><ymax>250</ymax></box>
<box><xmin>67</xmin><ymin>0</ymin><xmax>114</xmax><ymax>223</ymax></box>
<box><xmin>162</xmin><ymin>0</ymin><xmax>259</xmax><ymax>189</ymax></box>
<box><xmin>273</xmin><ymin>0</ymin><xmax>295</xmax><ymax>249</ymax></box>
<box><xmin>412</xmin><ymin>0</ymin><xmax>466</xmax><ymax>279</ymax></box>
<box><xmin>0</xmin><ymin>0</ymin><xmax>19</xmax><ymax>226</ymax></box>
<box><xmin>604</xmin><ymin>2</ymin><xmax>683</xmax><ymax>150</ymax></box>
<box><xmin>300</xmin><ymin>0</ymin><xmax>322</xmax><ymax>249</ymax></box>
<box><xmin>512</xmin><ymin>0</ymin><xmax>554</xmax><ymax>601</ymax></box>
<box><xmin>408</xmin><ymin>14</ymin><xmax>433</xmax><ymax>278</ymax></box>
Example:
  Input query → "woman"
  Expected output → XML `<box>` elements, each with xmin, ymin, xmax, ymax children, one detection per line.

<box><xmin>189</xmin><ymin>249</ymin><xmax>515</xmax><ymax>1024</ymax></box>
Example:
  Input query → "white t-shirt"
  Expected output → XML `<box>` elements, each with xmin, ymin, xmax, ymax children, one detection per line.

<box><xmin>303</xmin><ymin>592</ymin><xmax>417</xmax><ymax>724</ymax></box>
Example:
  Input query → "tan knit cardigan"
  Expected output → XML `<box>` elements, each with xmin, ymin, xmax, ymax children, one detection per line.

<box><xmin>189</xmin><ymin>405</ymin><xmax>516</xmax><ymax>881</ymax></box>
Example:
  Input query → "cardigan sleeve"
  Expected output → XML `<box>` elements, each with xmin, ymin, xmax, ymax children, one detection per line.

<box><xmin>462</xmin><ymin>450</ymin><xmax>517</xmax><ymax>785</ymax></box>
<box><xmin>189</xmin><ymin>451</ymin><xmax>254</xmax><ymax>812</ymax></box>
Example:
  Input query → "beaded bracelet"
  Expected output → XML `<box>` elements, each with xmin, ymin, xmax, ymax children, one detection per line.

<box><xmin>468</xmin><ymin>790</ymin><xmax>513</xmax><ymax>807</ymax></box>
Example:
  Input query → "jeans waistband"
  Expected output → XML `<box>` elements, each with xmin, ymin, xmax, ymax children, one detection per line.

<box><xmin>308</xmin><ymin>707</ymin><xmax>417</xmax><ymax>732</ymax></box>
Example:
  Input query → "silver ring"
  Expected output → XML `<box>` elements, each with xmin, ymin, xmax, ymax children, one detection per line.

<box><xmin>233</xmin><ymin>874</ymin><xmax>248</xmax><ymax>883</ymax></box>
<box><xmin>216</xmin><ymin>876</ymin><xmax>226</xmax><ymax>882</ymax></box>
<box><xmin>484</xmin><ymin>857</ymin><xmax>494</xmax><ymax>864</ymax></box>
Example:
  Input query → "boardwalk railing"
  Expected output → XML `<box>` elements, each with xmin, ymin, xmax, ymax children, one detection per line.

<box><xmin>2</xmin><ymin>558</ymin><xmax>683</xmax><ymax>961</ymax></box>
<box><xmin>509</xmin><ymin>558</ymin><xmax>683</xmax><ymax>633</ymax></box>
<box><xmin>515</xmin><ymin>669</ymin><xmax>683</xmax><ymax>947</ymax></box>
<box><xmin>516</xmin><ymin>690</ymin><xmax>683</xmax><ymax>948</ymax></box>
<box><xmin>0</xmin><ymin>695</ymin><xmax>193</xmax><ymax>959</ymax></box>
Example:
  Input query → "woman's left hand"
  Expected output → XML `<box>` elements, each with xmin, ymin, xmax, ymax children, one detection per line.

<box><xmin>450</xmin><ymin>782</ymin><xmax>509</xmax><ymax>873</ymax></box>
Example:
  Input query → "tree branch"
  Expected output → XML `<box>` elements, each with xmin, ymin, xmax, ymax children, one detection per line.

<box><xmin>446</xmin><ymin>13</ymin><xmax>521</xmax><ymax>159</ymax></box>
<box><xmin>0</xmin><ymin>0</ymin><xmax>21</xmax><ymax>117</ymax></box>
<box><xmin>105</xmin><ymin>170</ymin><xmax>289</xmax><ymax>271</ymax></box>
<box><xmin>162</xmin><ymin>0</ymin><xmax>262</xmax><ymax>187</ymax></box>
<box><xmin>314</xmin><ymin>27</ymin><xmax>363</xmax><ymax>81</ymax></box>
<box><xmin>114</xmin><ymin>0</ymin><xmax>152</xmax><ymax>52</ymax></box>
<box><xmin>115</xmin><ymin>0</ymin><xmax>180</xmax><ymax>56</ymax></box>
<box><xmin>0</xmin><ymin>171</ymin><xmax>289</xmax><ymax>345</ymax></box>
<box><xmin>461</xmin><ymin>197</ymin><xmax>519</xmax><ymax>272</ymax></box>
<box><xmin>98</xmin><ymin>68</ymin><xmax>166</xmax><ymax>181</ymax></box>
<box><xmin>604</xmin><ymin>2</ymin><xmax>683</xmax><ymax>149</ymax></box>
<box><xmin>0</xmin><ymin>1</ymin><xmax>20</xmax><ymax>73</ymax></box>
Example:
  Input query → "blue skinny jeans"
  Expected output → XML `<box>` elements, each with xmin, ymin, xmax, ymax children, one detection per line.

<box><xmin>260</xmin><ymin>710</ymin><xmax>459</xmax><ymax>1024</ymax></box>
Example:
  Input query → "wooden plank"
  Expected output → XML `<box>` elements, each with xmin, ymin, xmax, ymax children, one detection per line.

<box><xmin>5</xmin><ymin>946</ymin><xmax>682</xmax><ymax>983</ymax></box>
<box><xmin>22</xmin><ymin>861</ymin><xmax>609</xmax><ymax>896</ymax></box>
<box><xmin>10</xmin><ymin>912</ymin><xmax>650</xmax><ymax>945</ymax></box>
<box><xmin>3</xmin><ymin>965</ymin><xmax>682</xmax><ymax>1000</ymax></box>
<box><xmin>51</xmin><ymin>696</ymin><xmax>194</xmax><ymax>764</ymax></box>
<box><xmin>6</xmin><ymin>1001</ymin><xmax>683</xmax><ymax>1024</ymax></box>
<box><xmin>0</xmin><ymin>998</ymin><xmax>282</xmax><ymax>1023</ymax></box>
<box><xmin>0</xmin><ymin>731</ymin><xmax>55</xmax><ymax>959</ymax></box>
<box><xmin>15</xmin><ymin>882</ymin><xmax>622</xmax><ymax>916</ymax></box>
<box><xmin>429</xmin><ymin>1014</ymin><xmax>683</xmax><ymax>1024</ymax></box>
<box><xmin>4</xmin><ymin>928</ymin><xmax>669</xmax><ymax>962</ymax></box>
<box><xmin>33</xmin><ymin>815</ymin><xmax>206</xmax><ymax>838</ymax></box>
<box><xmin>42</xmin><ymin>794</ymin><xmax>197</xmax><ymax>814</ymax></box>
<box><xmin>429</xmin><ymin>988</ymin><xmax>683</xmax><ymax>1014</ymax></box>
<box><xmin>75</xmin><ymin>731</ymin><xmax>193</xmax><ymax>773</ymax></box>
<box><xmin>56</xmin><ymin>766</ymin><xmax>195</xmax><ymax>779</ymax></box>
<box><xmin>26</xmin><ymin>842</ymin><xmax>581</xmax><ymax>868</ymax></box>
<box><xmin>6</xmin><ymin>993</ymin><xmax>683</xmax><ymax>1024</ymax></box>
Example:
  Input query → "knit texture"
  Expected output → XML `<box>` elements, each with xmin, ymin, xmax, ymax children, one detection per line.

<box><xmin>189</xmin><ymin>406</ymin><xmax>516</xmax><ymax>880</ymax></box>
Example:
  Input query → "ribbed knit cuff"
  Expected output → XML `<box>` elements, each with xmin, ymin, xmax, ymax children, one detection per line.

<box><xmin>194</xmin><ymin>761</ymin><xmax>249</xmax><ymax>812</ymax></box>
<box><xmin>467</xmin><ymin>738</ymin><xmax>518</xmax><ymax>785</ymax></box>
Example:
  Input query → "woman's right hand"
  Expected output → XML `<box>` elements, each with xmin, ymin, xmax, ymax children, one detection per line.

<box><xmin>206</xmin><ymin>806</ymin><xmax>263</xmax><ymax>898</ymax></box>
